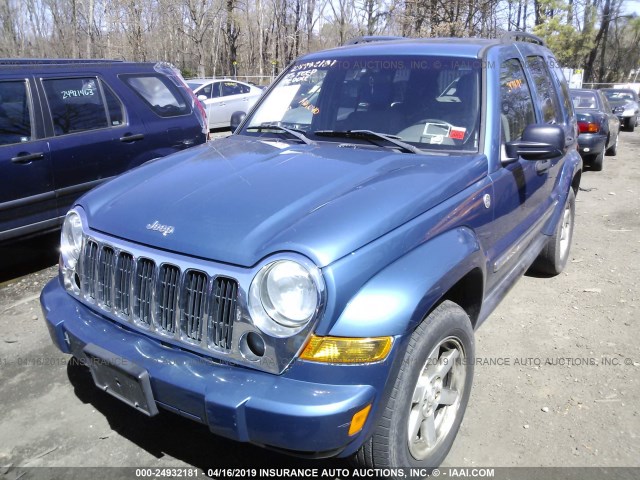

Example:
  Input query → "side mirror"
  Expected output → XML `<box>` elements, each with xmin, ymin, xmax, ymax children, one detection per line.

<box><xmin>230</xmin><ymin>111</ymin><xmax>246</xmax><ymax>132</ymax></box>
<box><xmin>197</xmin><ymin>94</ymin><xmax>207</xmax><ymax>102</ymax></box>
<box><xmin>505</xmin><ymin>124</ymin><xmax>565</xmax><ymax>162</ymax></box>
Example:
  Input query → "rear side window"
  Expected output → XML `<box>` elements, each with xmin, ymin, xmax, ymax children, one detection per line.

<box><xmin>124</xmin><ymin>74</ymin><xmax>189</xmax><ymax>117</ymax></box>
<box><xmin>0</xmin><ymin>80</ymin><xmax>33</xmax><ymax>145</ymax></box>
<box><xmin>500</xmin><ymin>59</ymin><xmax>535</xmax><ymax>142</ymax></box>
<box><xmin>42</xmin><ymin>77</ymin><xmax>123</xmax><ymax>135</ymax></box>
<box><xmin>526</xmin><ymin>56</ymin><xmax>561</xmax><ymax>124</ymax></box>
<box><xmin>221</xmin><ymin>81</ymin><xmax>249</xmax><ymax>96</ymax></box>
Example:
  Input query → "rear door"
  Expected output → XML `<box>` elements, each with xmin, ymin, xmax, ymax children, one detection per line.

<box><xmin>38</xmin><ymin>75</ymin><xmax>147</xmax><ymax>216</ymax></box>
<box><xmin>220</xmin><ymin>81</ymin><xmax>255</xmax><ymax>120</ymax></box>
<box><xmin>0</xmin><ymin>77</ymin><xmax>56</xmax><ymax>241</ymax></box>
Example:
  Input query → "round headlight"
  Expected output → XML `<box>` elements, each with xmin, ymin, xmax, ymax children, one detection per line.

<box><xmin>60</xmin><ymin>211</ymin><xmax>83</xmax><ymax>269</ymax></box>
<box><xmin>249</xmin><ymin>259</ymin><xmax>321</xmax><ymax>337</ymax></box>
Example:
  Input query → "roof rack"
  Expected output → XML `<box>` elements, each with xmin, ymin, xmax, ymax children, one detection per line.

<box><xmin>0</xmin><ymin>58</ymin><xmax>124</xmax><ymax>65</ymax></box>
<box><xmin>344</xmin><ymin>36</ymin><xmax>405</xmax><ymax>45</ymax></box>
<box><xmin>501</xmin><ymin>31</ymin><xmax>545</xmax><ymax>46</ymax></box>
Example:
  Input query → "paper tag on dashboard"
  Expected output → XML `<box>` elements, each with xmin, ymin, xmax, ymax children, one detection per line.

<box><xmin>449</xmin><ymin>127</ymin><xmax>466</xmax><ymax>140</ymax></box>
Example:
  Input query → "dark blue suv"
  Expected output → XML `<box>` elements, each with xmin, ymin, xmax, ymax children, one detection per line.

<box><xmin>41</xmin><ymin>34</ymin><xmax>581</xmax><ymax>470</ymax></box>
<box><xmin>0</xmin><ymin>60</ymin><xmax>207</xmax><ymax>243</ymax></box>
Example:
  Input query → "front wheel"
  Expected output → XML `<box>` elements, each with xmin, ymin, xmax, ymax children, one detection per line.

<box><xmin>352</xmin><ymin>301</ymin><xmax>474</xmax><ymax>474</ymax></box>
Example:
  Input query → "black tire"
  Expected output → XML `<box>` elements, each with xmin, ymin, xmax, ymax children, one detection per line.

<box><xmin>605</xmin><ymin>134</ymin><xmax>618</xmax><ymax>156</ymax></box>
<box><xmin>532</xmin><ymin>188</ymin><xmax>576</xmax><ymax>276</ymax></box>
<box><xmin>590</xmin><ymin>151</ymin><xmax>603</xmax><ymax>171</ymax></box>
<box><xmin>352</xmin><ymin>301</ymin><xmax>474</xmax><ymax>475</ymax></box>
<box><xmin>627</xmin><ymin>118</ymin><xmax>636</xmax><ymax>132</ymax></box>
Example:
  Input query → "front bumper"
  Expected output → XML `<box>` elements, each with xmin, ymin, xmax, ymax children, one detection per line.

<box><xmin>577</xmin><ymin>133</ymin><xmax>606</xmax><ymax>157</ymax></box>
<box><xmin>41</xmin><ymin>277</ymin><xmax>382</xmax><ymax>457</ymax></box>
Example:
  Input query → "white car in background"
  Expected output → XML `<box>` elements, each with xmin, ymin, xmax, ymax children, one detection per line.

<box><xmin>188</xmin><ymin>79</ymin><xmax>263</xmax><ymax>129</ymax></box>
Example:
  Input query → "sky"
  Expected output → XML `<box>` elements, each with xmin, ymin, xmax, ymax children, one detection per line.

<box><xmin>623</xmin><ymin>0</ymin><xmax>640</xmax><ymax>15</ymax></box>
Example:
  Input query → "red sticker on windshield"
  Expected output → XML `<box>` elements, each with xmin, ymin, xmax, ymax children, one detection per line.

<box><xmin>450</xmin><ymin>127</ymin><xmax>466</xmax><ymax>140</ymax></box>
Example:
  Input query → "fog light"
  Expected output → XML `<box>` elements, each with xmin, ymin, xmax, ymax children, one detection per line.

<box><xmin>349</xmin><ymin>404</ymin><xmax>371</xmax><ymax>436</ymax></box>
<box><xmin>300</xmin><ymin>335</ymin><xmax>392</xmax><ymax>364</ymax></box>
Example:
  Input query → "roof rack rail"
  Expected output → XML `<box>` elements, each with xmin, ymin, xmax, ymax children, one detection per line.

<box><xmin>344</xmin><ymin>36</ymin><xmax>405</xmax><ymax>45</ymax></box>
<box><xmin>0</xmin><ymin>58</ymin><xmax>124</xmax><ymax>65</ymax></box>
<box><xmin>501</xmin><ymin>31</ymin><xmax>545</xmax><ymax>46</ymax></box>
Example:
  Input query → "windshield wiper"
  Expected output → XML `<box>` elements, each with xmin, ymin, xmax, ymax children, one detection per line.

<box><xmin>314</xmin><ymin>130</ymin><xmax>425</xmax><ymax>155</ymax></box>
<box><xmin>246</xmin><ymin>123</ymin><xmax>315</xmax><ymax>145</ymax></box>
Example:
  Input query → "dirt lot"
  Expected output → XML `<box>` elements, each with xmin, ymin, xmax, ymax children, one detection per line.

<box><xmin>1</xmin><ymin>131</ymin><xmax>639</xmax><ymax>478</ymax></box>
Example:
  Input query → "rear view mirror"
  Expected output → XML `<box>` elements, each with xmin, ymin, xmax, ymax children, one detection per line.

<box><xmin>505</xmin><ymin>124</ymin><xmax>565</xmax><ymax>162</ymax></box>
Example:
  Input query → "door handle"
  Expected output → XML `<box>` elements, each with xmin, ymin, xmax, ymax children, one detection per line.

<box><xmin>536</xmin><ymin>159</ymin><xmax>551</xmax><ymax>174</ymax></box>
<box><xmin>119</xmin><ymin>133</ymin><xmax>145</xmax><ymax>142</ymax></box>
<box><xmin>11</xmin><ymin>152</ymin><xmax>45</xmax><ymax>164</ymax></box>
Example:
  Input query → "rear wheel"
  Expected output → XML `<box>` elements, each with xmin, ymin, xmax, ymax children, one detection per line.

<box><xmin>532</xmin><ymin>189</ymin><xmax>576</xmax><ymax>275</ymax></box>
<box><xmin>605</xmin><ymin>134</ymin><xmax>618</xmax><ymax>156</ymax></box>
<box><xmin>590</xmin><ymin>151</ymin><xmax>603</xmax><ymax>171</ymax></box>
<box><xmin>352</xmin><ymin>301</ymin><xmax>474</xmax><ymax>475</ymax></box>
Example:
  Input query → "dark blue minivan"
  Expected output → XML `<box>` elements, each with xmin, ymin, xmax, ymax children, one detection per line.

<box><xmin>41</xmin><ymin>35</ymin><xmax>581</xmax><ymax>472</ymax></box>
<box><xmin>0</xmin><ymin>60</ymin><xmax>207</xmax><ymax>243</ymax></box>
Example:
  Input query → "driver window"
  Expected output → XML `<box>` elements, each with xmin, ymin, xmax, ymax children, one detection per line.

<box><xmin>500</xmin><ymin>59</ymin><xmax>535</xmax><ymax>143</ymax></box>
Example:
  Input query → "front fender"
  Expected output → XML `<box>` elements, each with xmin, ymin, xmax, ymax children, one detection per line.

<box><xmin>543</xmin><ymin>149</ymin><xmax>581</xmax><ymax>236</ymax></box>
<box><xmin>326</xmin><ymin>227</ymin><xmax>486</xmax><ymax>338</ymax></box>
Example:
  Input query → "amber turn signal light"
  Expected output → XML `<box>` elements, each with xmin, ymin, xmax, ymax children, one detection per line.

<box><xmin>300</xmin><ymin>335</ymin><xmax>392</xmax><ymax>364</ymax></box>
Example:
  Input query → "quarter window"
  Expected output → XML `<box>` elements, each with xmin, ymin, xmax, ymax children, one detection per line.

<box><xmin>526</xmin><ymin>56</ymin><xmax>561</xmax><ymax>124</ymax></box>
<box><xmin>43</xmin><ymin>77</ymin><xmax>113</xmax><ymax>135</ymax></box>
<box><xmin>500</xmin><ymin>59</ymin><xmax>535</xmax><ymax>143</ymax></box>
<box><xmin>0</xmin><ymin>80</ymin><xmax>33</xmax><ymax>146</ymax></box>
<box><xmin>124</xmin><ymin>74</ymin><xmax>189</xmax><ymax>117</ymax></box>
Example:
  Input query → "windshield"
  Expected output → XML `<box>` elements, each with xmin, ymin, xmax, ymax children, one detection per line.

<box><xmin>602</xmin><ymin>90</ymin><xmax>636</xmax><ymax>103</ymax></box>
<box><xmin>241</xmin><ymin>55</ymin><xmax>481</xmax><ymax>152</ymax></box>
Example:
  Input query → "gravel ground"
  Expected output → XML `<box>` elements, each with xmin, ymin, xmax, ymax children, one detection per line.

<box><xmin>0</xmin><ymin>131</ymin><xmax>638</xmax><ymax>479</ymax></box>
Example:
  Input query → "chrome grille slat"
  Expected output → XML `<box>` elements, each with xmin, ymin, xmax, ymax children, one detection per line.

<box><xmin>157</xmin><ymin>264</ymin><xmax>179</xmax><ymax>334</ymax></box>
<box><xmin>83</xmin><ymin>240</ymin><xmax>99</xmax><ymax>299</ymax></box>
<box><xmin>97</xmin><ymin>246</ymin><xmax>115</xmax><ymax>308</ymax></box>
<box><xmin>134</xmin><ymin>258</ymin><xmax>155</xmax><ymax>326</ymax></box>
<box><xmin>209</xmin><ymin>277</ymin><xmax>237</xmax><ymax>350</ymax></box>
<box><xmin>114</xmin><ymin>252</ymin><xmax>134</xmax><ymax>317</ymax></box>
<box><xmin>181</xmin><ymin>270</ymin><xmax>208</xmax><ymax>342</ymax></box>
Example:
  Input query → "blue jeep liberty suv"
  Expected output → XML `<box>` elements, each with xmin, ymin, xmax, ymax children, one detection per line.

<box><xmin>41</xmin><ymin>33</ymin><xmax>582</xmax><ymax>470</ymax></box>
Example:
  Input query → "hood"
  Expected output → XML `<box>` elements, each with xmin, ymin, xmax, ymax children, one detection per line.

<box><xmin>80</xmin><ymin>136</ymin><xmax>487</xmax><ymax>267</ymax></box>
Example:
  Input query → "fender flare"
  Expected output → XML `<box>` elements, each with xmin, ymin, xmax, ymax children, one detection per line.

<box><xmin>327</xmin><ymin>227</ymin><xmax>486</xmax><ymax>338</ymax></box>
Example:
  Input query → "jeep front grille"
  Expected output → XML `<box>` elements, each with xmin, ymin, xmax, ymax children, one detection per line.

<box><xmin>80</xmin><ymin>239</ymin><xmax>237</xmax><ymax>352</ymax></box>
